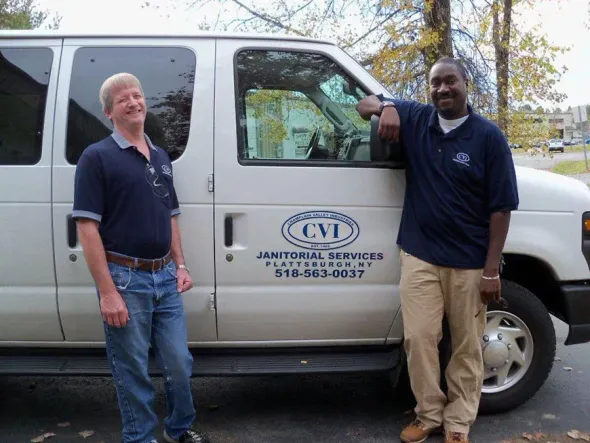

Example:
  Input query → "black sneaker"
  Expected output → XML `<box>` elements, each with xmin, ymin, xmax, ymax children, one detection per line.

<box><xmin>163</xmin><ymin>428</ymin><xmax>210</xmax><ymax>443</ymax></box>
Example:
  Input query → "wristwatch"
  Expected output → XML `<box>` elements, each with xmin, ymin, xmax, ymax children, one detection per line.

<box><xmin>379</xmin><ymin>101</ymin><xmax>395</xmax><ymax>114</ymax></box>
<box><xmin>178</xmin><ymin>264</ymin><xmax>190</xmax><ymax>273</ymax></box>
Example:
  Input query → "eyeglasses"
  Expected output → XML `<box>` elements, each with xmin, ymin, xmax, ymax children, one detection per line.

<box><xmin>145</xmin><ymin>163</ymin><xmax>169</xmax><ymax>199</ymax></box>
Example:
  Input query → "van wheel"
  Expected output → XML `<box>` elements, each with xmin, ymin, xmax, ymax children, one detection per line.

<box><xmin>478</xmin><ymin>280</ymin><xmax>555</xmax><ymax>414</ymax></box>
<box><xmin>392</xmin><ymin>280</ymin><xmax>556</xmax><ymax>414</ymax></box>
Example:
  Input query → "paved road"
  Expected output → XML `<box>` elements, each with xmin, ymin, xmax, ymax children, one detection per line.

<box><xmin>512</xmin><ymin>150</ymin><xmax>590</xmax><ymax>185</ymax></box>
<box><xmin>511</xmin><ymin>150</ymin><xmax>589</xmax><ymax>170</ymax></box>
<box><xmin>1</xmin><ymin>318</ymin><xmax>589</xmax><ymax>443</ymax></box>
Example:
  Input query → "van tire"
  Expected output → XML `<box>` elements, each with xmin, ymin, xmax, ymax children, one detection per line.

<box><xmin>477</xmin><ymin>280</ymin><xmax>556</xmax><ymax>414</ymax></box>
<box><xmin>392</xmin><ymin>280</ymin><xmax>556</xmax><ymax>415</ymax></box>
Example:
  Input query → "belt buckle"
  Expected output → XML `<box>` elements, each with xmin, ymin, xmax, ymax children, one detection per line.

<box><xmin>151</xmin><ymin>259</ymin><xmax>160</xmax><ymax>272</ymax></box>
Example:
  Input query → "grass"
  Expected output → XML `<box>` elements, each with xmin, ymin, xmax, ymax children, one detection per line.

<box><xmin>551</xmin><ymin>160</ymin><xmax>590</xmax><ymax>175</ymax></box>
<box><xmin>564</xmin><ymin>144</ymin><xmax>589</xmax><ymax>153</ymax></box>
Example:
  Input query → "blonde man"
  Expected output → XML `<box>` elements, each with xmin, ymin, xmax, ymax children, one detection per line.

<box><xmin>73</xmin><ymin>73</ymin><xmax>209</xmax><ymax>443</ymax></box>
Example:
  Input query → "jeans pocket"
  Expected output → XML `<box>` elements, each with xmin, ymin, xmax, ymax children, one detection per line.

<box><xmin>108</xmin><ymin>263</ymin><xmax>132</xmax><ymax>290</ymax></box>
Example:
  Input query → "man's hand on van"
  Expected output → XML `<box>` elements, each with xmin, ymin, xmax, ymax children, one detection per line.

<box><xmin>378</xmin><ymin>106</ymin><xmax>400</xmax><ymax>143</ymax></box>
<box><xmin>100</xmin><ymin>291</ymin><xmax>130</xmax><ymax>328</ymax></box>
<box><xmin>356</xmin><ymin>95</ymin><xmax>401</xmax><ymax>142</ymax></box>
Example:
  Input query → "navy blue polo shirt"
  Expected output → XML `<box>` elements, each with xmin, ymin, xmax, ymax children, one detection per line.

<box><xmin>72</xmin><ymin>130</ymin><xmax>180</xmax><ymax>259</ymax></box>
<box><xmin>381</xmin><ymin>97</ymin><xmax>519</xmax><ymax>269</ymax></box>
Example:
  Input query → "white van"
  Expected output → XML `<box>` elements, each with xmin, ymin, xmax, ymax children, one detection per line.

<box><xmin>1</xmin><ymin>30</ymin><xmax>589</xmax><ymax>415</ymax></box>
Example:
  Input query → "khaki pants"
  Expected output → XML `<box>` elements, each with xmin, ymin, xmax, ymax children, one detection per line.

<box><xmin>400</xmin><ymin>250</ymin><xmax>486</xmax><ymax>435</ymax></box>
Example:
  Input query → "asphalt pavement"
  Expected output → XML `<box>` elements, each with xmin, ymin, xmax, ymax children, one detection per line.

<box><xmin>511</xmin><ymin>150</ymin><xmax>589</xmax><ymax>171</ymax></box>
<box><xmin>1</xmin><ymin>318</ymin><xmax>589</xmax><ymax>443</ymax></box>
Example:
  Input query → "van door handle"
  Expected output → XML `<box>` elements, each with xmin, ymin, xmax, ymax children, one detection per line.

<box><xmin>224</xmin><ymin>215</ymin><xmax>233</xmax><ymax>247</ymax></box>
<box><xmin>67</xmin><ymin>214</ymin><xmax>77</xmax><ymax>248</ymax></box>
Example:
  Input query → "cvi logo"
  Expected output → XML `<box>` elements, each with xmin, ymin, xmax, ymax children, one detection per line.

<box><xmin>281</xmin><ymin>211</ymin><xmax>360</xmax><ymax>250</ymax></box>
<box><xmin>453</xmin><ymin>152</ymin><xmax>470</xmax><ymax>167</ymax></box>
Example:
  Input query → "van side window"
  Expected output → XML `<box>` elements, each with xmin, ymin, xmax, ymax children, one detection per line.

<box><xmin>235</xmin><ymin>50</ymin><xmax>372</xmax><ymax>164</ymax></box>
<box><xmin>0</xmin><ymin>47</ymin><xmax>53</xmax><ymax>165</ymax></box>
<box><xmin>66</xmin><ymin>47</ymin><xmax>196</xmax><ymax>164</ymax></box>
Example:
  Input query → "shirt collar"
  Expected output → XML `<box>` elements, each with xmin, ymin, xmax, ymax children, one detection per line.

<box><xmin>111</xmin><ymin>128</ymin><xmax>157</xmax><ymax>151</ymax></box>
<box><xmin>428</xmin><ymin>103</ymin><xmax>474</xmax><ymax>139</ymax></box>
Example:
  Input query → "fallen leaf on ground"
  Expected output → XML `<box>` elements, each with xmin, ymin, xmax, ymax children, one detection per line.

<box><xmin>555</xmin><ymin>357</ymin><xmax>562</xmax><ymax>361</ymax></box>
<box><xmin>568</xmin><ymin>429</ymin><xmax>590</xmax><ymax>441</ymax></box>
<box><xmin>31</xmin><ymin>433</ymin><xmax>56</xmax><ymax>443</ymax></box>
<box><xmin>543</xmin><ymin>414</ymin><xmax>557</xmax><ymax>420</ymax></box>
<box><xmin>78</xmin><ymin>430</ymin><xmax>95</xmax><ymax>438</ymax></box>
<box><xmin>564</xmin><ymin>367</ymin><xmax>573</xmax><ymax>371</ymax></box>
<box><xmin>57</xmin><ymin>422</ymin><xmax>70</xmax><ymax>428</ymax></box>
<box><xmin>522</xmin><ymin>432</ymin><xmax>546</xmax><ymax>441</ymax></box>
<box><xmin>403</xmin><ymin>409</ymin><xmax>413</xmax><ymax>415</ymax></box>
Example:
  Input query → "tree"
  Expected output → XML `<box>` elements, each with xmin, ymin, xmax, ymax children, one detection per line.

<box><xmin>0</xmin><ymin>0</ymin><xmax>60</xmax><ymax>30</ymax></box>
<box><xmin>492</xmin><ymin>0</ymin><xmax>512</xmax><ymax>133</ymax></box>
<box><xmin>180</xmin><ymin>0</ymin><xmax>567</xmax><ymax>148</ymax></box>
<box><xmin>422</xmin><ymin>0</ymin><xmax>453</xmax><ymax>75</ymax></box>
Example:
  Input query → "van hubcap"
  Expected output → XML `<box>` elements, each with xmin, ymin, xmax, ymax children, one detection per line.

<box><xmin>480</xmin><ymin>311</ymin><xmax>534</xmax><ymax>394</ymax></box>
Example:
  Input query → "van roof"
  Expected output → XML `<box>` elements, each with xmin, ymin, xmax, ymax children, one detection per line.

<box><xmin>0</xmin><ymin>29</ymin><xmax>335</xmax><ymax>45</ymax></box>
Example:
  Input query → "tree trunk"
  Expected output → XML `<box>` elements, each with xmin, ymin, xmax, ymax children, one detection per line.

<box><xmin>493</xmin><ymin>0</ymin><xmax>512</xmax><ymax>134</ymax></box>
<box><xmin>422</xmin><ymin>0</ymin><xmax>453</xmax><ymax>79</ymax></box>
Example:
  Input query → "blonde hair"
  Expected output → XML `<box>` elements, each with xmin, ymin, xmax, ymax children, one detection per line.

<box><xmin>99</xmin><ymin>73</ymin><xmax>144</xmax><ymax>112</ymax></box>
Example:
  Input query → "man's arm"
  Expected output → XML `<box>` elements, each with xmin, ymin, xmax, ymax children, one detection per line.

<box><xmin>72</xmin><ymin>148</ymin><xmax>129</xmax><ymax>327</ymax></box>
<box><xmin>480</xmin><ymin>127</ymin><xmax>520</xmax><ymax>303</ymax></box>
<box><xmin>171</xmin><ymin>215</ymin><xmax>193</xmax><ymax>293</ymax></box>
<box><xmin>356</xmin><ymin>95</ymin><xmax>383</xmax><ymax>120</ymax></box>
<box><xmin>171</xmin><ymin>215</ymin><xmax>185</xmax><ymax>267</ymax></box>
<box><xmin>78</xmin><ymin>220</ymin><xmax>116</xmax><ymax>293</ymax></box>
<box><xmin>168</xmin><ymin>171</ymin><xmax>193</xmax><ymax>294</ymax></box>
<box><xmin>77</xmin><ymin>219</ymin><xmax>129</xmax><ymax>327</ymax></box>
<box><xmin>484</xmin><ymin>212</ymin><xmax>511</xmax><ymax>277</ymax></box>
<box><xmin>356</xmin><ymin>94</ymin><xmax>401</xmax><ymax>142</ymax></box>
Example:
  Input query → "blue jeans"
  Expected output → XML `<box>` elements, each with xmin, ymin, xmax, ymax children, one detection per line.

<box><xmin>103</xmin><ymin>258</ymin><xmax>196</xmax><ymax>443</ymax></box>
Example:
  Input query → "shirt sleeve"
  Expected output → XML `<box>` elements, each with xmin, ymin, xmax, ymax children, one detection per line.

<box><xmin>72</xmin><ymin>147</ymin><xmax>105</xmax><ymax>222</ymax></box>
<box><xmin>486</xmin><ymin>126</ymin><xmax>519</xmax><ymax>214</ymax></box>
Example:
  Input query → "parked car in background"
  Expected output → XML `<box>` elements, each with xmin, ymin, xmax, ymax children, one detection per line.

<box><xmin>548</xmin><ymin>139</ymin><xmax>565</xmax><ymax>152</ymax></box>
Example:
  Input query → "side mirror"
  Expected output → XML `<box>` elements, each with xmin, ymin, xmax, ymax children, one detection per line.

<box><xmin>370</xmin><ymin>114</ymin><xmax>405</xmax><ymax>167</ymax></box>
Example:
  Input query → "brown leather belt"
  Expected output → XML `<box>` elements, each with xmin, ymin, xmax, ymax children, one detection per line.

<box><xmin>106</xmin><ymin>251</ymin><xmax>172</xmax><ymax>271</ymax></box>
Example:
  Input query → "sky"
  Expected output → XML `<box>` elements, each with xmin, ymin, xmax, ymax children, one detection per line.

<box><xmin>35</xmin><ymin>0</ymin><xmax>590</xmax><ymax>110</ymax></box>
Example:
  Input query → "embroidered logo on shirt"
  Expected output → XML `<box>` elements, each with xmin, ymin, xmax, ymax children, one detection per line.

<box><xmin>161</xmin><ymin>165</ymin><xmax>172</xmax><ymax>176</ymax></box>
<box><xmin>453</xmin><ymin>152</ymin><xmax>470</xmax><ymax>167</ymax></box>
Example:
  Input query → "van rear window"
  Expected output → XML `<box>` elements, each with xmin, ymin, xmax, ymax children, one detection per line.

<box><xmin>66</xmin><ymin>46</ymin><xmax>196</xmax><ymax>164</ymax></box>
<box><xmin>0</xmin><ymin>47</ymin><xmax>53</xmax><ymax>165</ymax></box>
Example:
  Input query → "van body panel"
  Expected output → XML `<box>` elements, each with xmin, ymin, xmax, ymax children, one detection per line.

<box><xmin>504</xmin><ymin>167</ymin><xmax>590</xmax><ymax>281</ymax></box>
<box><xmin>0</xmin><ymin>39</ymin><xmax>63</xmax><ymax>341</ymax></box>
<box><xmin>51</xmin><ymin>38</ymin><xmax>218</xmax><ymax>342</ymax></box>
